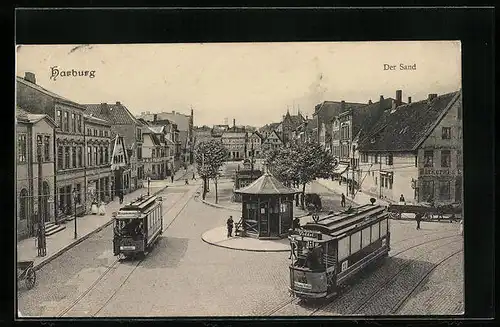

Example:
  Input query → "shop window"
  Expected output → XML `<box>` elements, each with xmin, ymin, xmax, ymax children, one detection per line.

<box><xmin>424</xmin><ymin>150</ymin><xmax>434</xmax><ymax>167</ymax></box>
<box><xmin>422</xmin><ymin>180</ymin><xmax>435</xmax><ymax>202</ymax></box>
<box><xmin>442</xmin><ymin>127</ymin><xmax>451</xmax><ymax>140</ymax></box>
<box><xmin>439</xmin><ymin>180</ymin><xmax>451</xmax><ymax>200</ymax></box>
<box><xmin>19</xmin><ymin>189</ymin><xmax>29</xmax><ymax>220</ymax></box>
<box><xmin>441</xmin><ymin>150</ymin><xmax>451</xmax><ymax>168</ymax></box>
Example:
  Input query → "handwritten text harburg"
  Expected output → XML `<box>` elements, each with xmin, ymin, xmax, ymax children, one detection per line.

<box><xmin>50</xmin><ymin>66</ymin><xmax>96</xmax><ymax>81</ymax></box>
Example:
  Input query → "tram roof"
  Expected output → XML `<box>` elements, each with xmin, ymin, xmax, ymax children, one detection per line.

<box><xmin>303</xmin><ymin>204</ymin><xmax>387</xmax><ymax>237</ymax></box>
<box><xmin>120</xmin><ymin>194</ymin><xmax>158</xmax><ymax>212</ymax></box>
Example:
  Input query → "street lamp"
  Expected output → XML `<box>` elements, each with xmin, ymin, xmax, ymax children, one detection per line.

<box><xmin>147</xmin><ymin>176</ymin><xmax>151</xmax><ymax>196</ymax></box>
<box><xmin>72</xmin><ymin>189</ymin><xmax>78</xmax><ymax>239</ymax></box>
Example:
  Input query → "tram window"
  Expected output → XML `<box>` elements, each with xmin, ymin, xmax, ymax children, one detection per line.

<box><xmin>350</xmin><ymin>231</ymin><xmax>361</xmax><ymax>254</ymax></box>
<box><xmin>371</xmin><ymin>222</ymin><xmax>380</xmax><ymax>241</ymax></box>
<box><xmin>361</xmin><ymin>227</ymin><xmax>371</xmax><ymax>248</ymax></box>
<box><xmin>338</xmin><ymin>237</ymin><xmax>350</xmax><ymax>261</ymax></box>
<box><xmin>380</xmin><ymin>219</ymin><xmax>388</xmax><ymax>237</ymax></box>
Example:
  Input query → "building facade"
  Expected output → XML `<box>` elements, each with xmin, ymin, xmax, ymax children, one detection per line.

<box><xmin>17</xmin><ymin>73</ymin><xmax>87</xmax><ymax>221</ymax></box>
<box><xmin>16</xmin><ymin>108</ymin><xmax>57</xmax><ymax>239</ymax></box>
<box><xmin>247</xmin><ymin>131</ymin><xmax>263</xmax><ymax>158</ymax></box>
<box><xmin>84</xmin><ymin>114</ymin><xmax>113</xmax><ymax>210</ymax></box>
<box><xmin>281</xmin><ymin>110</ymin><xmax>305</xmax><ymax>145</ymax></box>
<box><xmin>261</xmin><ymin>130</ymin><xmax>283</xmax><ymax>153</ymax></box>
<box><xmin>358</xmin><ymin>91</ymin><xmax>462</xmax><ymax>204</ymax></box>
<box><xmin>222</xmin><ymin>130</ymin><xmax>247</xmax><ymax>160</ymax></box>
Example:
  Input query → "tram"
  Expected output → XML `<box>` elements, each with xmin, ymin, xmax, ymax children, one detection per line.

<box><xmin>112</xmin><ymin>194</ymin><xmax>163</xmax><ymax>258</ymax></box>
<box><xmin>288</xmin><ymin>204</ymin><xmax>390</xmax><ymax>299</ymax></box>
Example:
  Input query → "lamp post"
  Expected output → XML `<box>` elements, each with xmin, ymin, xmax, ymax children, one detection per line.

<box><xmin>72</xmin><ymin>189</ymin><xmax>78</xmax><ymax>239</ymax></box>
<box><xmin>147</xmin><ymin>176</ymin><xmax>151</xmax><ymax>196</ymax></box>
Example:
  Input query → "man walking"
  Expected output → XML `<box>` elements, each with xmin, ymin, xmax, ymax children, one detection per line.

<box><xmin>415</xmin><ymin>212</ymin><xmax>422</xmax><ymax>230</ymax></box>
<box><xmin>227</xmin><ymin>216</ymin><xmax>234</xmax><ymax>237</ymax></box>
<box><xmin>119</xmin><ymin>191</ymin><xmax>124</xmax><ymax>204</ymax></box>
<box><xmin>192</xmin><ymin>172</ymin><xmax>196</xmax><ymax>180</ymax></box>
<box><xmin>341</xmin><ymin>193</ymin><xmax>346</xmax><ymax>208</ymax></box>
<box><xmin>171</xmin><ymin>174</ymin><xmax>174</xmax><ymax>183</ymax></box>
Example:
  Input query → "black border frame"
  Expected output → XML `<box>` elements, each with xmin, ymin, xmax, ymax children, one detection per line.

<box><xmin>6</xmin><ymin>6</ymin><xmax>495</xmax><ymax>326</ymax></box>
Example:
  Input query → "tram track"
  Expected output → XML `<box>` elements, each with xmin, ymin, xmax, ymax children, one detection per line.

<box><xmin>266</xmin><ymin>232</ymin><xmax>461</xmax><ymax>316</ymax></box>
<box><xmin>57</xmin><ymin>174</ymin><xmax>199</xmax><ymax>317</ymax></box>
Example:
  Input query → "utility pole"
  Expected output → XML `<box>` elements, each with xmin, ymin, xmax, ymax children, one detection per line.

<box><xmin>379</xmin><ymin>154</ymin><xmax>382</xmax><ymax>199</ymax></box>
<box><xmin>37</xmin><ymin>140</ymin><xmax>46</xmax><ymax>257</ymax></box>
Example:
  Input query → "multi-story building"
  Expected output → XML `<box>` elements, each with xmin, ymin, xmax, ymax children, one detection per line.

<box><xmin>247</xmin><ymin>131</ymin><xmax>264</xmax><ymax>158</ymax></box>
<box><xmin>84</xmin><ymin>102</ymin><xmax>144</xmax><ymax>197</ymax></box>
<box><xmin>137</xmin><ymin>109</ymin><xmax>194</xmax><ymax>165</ymax></box>
<box><xmin>83</xmin><ymin>114</ymin><xmax>112</xmax><ymax>208</ymax></box>
<box><xmin>357</xmin><ymin>90</ymin><xmax>462</xmax><ymax>204</ymax></box>
<box><xmin>313</xmin><ymin>100</ymin><xmax>366</xmax><ymax>150</ymax></box>
<box><xmin>261</xmin><ymin>130</ymin><xmax>283</xmax><ymax>153</ymax></box>
<box><xmin>222</xmin><ymin>128</ymin><xmax>247</xmax><ymax>160</ymax></box>
<box><xmin>16</xmin><ymin>107</ymin><xmax>57</xmax><ymax>239</ymax></box>
<box><xmin>292</xmin><ymin>117</ymin><xmax>316</xmax><ymax>145</ymax></box>
<box><xmin>259</xmin><ymin>122</ymin><xmax>281</xmax><ymax>140</ymax></box>
<box><xmin>17</xmin><ymin>73</ymin><xmax>87</xmax><ymax>221</ymax></box>
<box><xmin>193</xmin><ymin>125</ymin><xmax>214</xmax><ymax>147</ymax></box>
<box><xmin>331</xmin><ymin>92</ymin><xmax>400</xmax><ymax>192</ymax></box>
<box><xmin>281</xmin><ymin>110</ymin><xmax>306</xmax><ymax>145</ymax></box>
<box><xmin>141</xmin><ymin>126</ymin><xmax>167</xmax><ymax>180</ymax></box>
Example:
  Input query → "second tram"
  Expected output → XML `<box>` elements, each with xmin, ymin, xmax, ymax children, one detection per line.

<box><xmin>288</xmin><ymin>204</ymin><xmax>390</xmax><ymax>299</ymax></box>
<box><xmin>113</xmin><ymin>194</ymin><xmax>163</xmax><ymax>258</ymax></box>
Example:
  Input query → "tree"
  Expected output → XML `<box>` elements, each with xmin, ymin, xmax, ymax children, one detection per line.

<box><xmin>265</xmin><ymin>141</ymin><xmax>336</xmax><ymax>210</ymax></box>
<box><xmin>195</xmin><ymin>140</ymin><xmax>229</xmax><ymax>202</ymax></box>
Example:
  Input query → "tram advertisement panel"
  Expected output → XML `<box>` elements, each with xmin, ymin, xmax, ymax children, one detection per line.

<box><xmin>290</xmin><ymin>268</ymin><xmax>327</xmax><ymax>294</ymax></box>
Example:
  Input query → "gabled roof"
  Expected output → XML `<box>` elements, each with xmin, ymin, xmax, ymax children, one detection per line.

<box><xmin>314</xmin><ymin>100</ymin><xmax>367</xmax><ymax>123</ymax></box>
<box><xmin>359</xmin><ymin>91</ymin><xmax>461</xmax><ymax>152</ymax></box>
<box><xmin>349</xmin><ymin>98</ymin><xmax>395</xmax><ymax>141</ymax></box>
<box><xmin>249</xmin><ymin>130</ymin><xmax>264</xmax><ymax>139</ymax></box>
<box><xmin>16</xmin><ymin>106</ymin><xmax>57</xmax><ymax>127</ymax></box>
<box><xmin>283</xmin><ymin>111</ymin><xmax>306</xmax><ymax>127</ymax></box>
<box><xmin>222</xmin><ymin>131</ymin><xmax>247</xmax><ymax>138</ymax></box>
<box><xmin>234</xmin><ymin>172</ymin><xmax>298</xmax><ymax>195</ymax></box>
<box><xmin>148</xmin><ymin>125</ymin><xmax>165</xmax><ymax>134</ymax></box>
<box><xmin>137</xmin><ymin>111</ymin><xmax>190</xmax><ymax>131</ymax></box>
<box><xmin>144</xmin><ymin>132</ymin><xmax>161</xmax><ymax>146</ymax></box>
<box><xmin>259</xmin><ymin>122</ymin><xmax>281</xmax><ymax>134</ymax></box>
<box><xmin>263</xmin><ymin>129</ymin><xmax>283</xmax><ymax>143</ymax></box>
<box><xmin>16</xmin><ymin>76</ymin><xmax>84</xmax><ymax>109</ymax></box>
<box><xmin>84</xmin><ymin>103</ymin><xmax>138</xmax><ymax>125</ymax></box>
<box><xmin>84</xmin><ymin>113</ymin><xmax>112</xmax><ymax>126</ymax></box>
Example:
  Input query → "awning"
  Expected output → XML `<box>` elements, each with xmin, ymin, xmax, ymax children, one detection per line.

<box><xmin>332</xmin><ymin>164</ymin><xmax>348</xmax><ymax>175</ymax></box>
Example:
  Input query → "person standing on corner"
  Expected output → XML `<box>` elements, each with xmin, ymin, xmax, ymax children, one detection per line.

<box><xmin>171</xmin><ymin>174</ymin><xmax>174</xmax><ymax>183</ymax></box>
<box><xmin>227</xmin><ymin>216</ymin><xmax>234</xmax><ymax>237</ymax></box>
<box><xmin>119</xmin><ymin>191</ymin><xmax>124</xmax><ymax>204</ymax></box>
<box><xmin>341</xmin><ymin>193</ymin><xmax>346</xmax><ymax>208</ymax></box>
<box><xmin>192</xmin><ymin>172</ymin><xmax>196</xmax><ymax>180</ymax></box>
<box><xmin>415</xmin><ymin>212</ymin><xmax>422</xmax><ymax>230</ymax></box>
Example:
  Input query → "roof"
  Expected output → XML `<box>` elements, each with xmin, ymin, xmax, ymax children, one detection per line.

<box><xmin>16</xmin><ymin>76</ymin><xmax>84</xmax><ymax>109</ymax></box>
<box><xmin>262</xmin><ymin>130</ymin><xmax>283</xmax><ymax>143</ymax></box>
<box><xmin>283</xmin><ymin>111</ymin><xmax>306</xmax><ymax>127</ymax></box>
<box><xmin>314</xmin><ymin>100</ymin><xmax>367</xmax><ymax>122</ymax></box>
<box><xmin>234</xmin><ymin>172</ymin><xmax>298</xmax><ymax>195</ymax></box>
<box><xmin>148</xmin><ymin>125</ymin><xmax>165</xmax><ymax>134</ymax></box>
<box><xmin>145</xmin><ymin>132</ymin><xmax>161</xmax><ymax>146</ymax></box>
<box><xmin>358</xmin><ymin>91</ymin><xmax>461</xmax><ymax>152</ymax></box>
<box><xmin>16</xmin><ymin>106</ymin><xmax>57</xmax><ymax>127</ymax></box>
<box><xmin>83</xmin><ymin>113</ymin><xmax>112</xmax><ymax>126</ymax></box>
<box><xmin>84</xmin><ymin>103</ymin><xmax>139</xmax><ymax>125</ymax></box>
<box><xmin>249</xmin><ymin>130</ymin><xmax>264</xmax><ymax>139</ymax></box>
<box><xmin>222</xmin><ymin>131</ymin><xmax>247</xmax><ymax>138</ymax></box>
<box><xmin>349</xmin><ymin>98</ymin><xmax>395</xmax><ymax>141</ymax></box>
<box><xmin>137</xmin><ymin>111</ymin><xmax>190</xmax><ymax>131</ymax></box>
<box><xmin>259</xmin><ymin>122</ymin><xmax>281</xmax><ymax>133</ymax></box>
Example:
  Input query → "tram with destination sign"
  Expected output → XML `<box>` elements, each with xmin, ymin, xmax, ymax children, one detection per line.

<box><xmin>288</xmin><ymin>204</ymin><xmax>390</xmax><ymax>299</ymax></box>
<box><xmin>112</xmin><ymin>194</ymin><xmax>163</xmax><ymax>258</ymax></box>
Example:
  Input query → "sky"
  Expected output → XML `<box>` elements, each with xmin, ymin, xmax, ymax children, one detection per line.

<box><xmin>16</xmin><ymin>41</ymin><xmax>461</xmax><ymax>127</ymax></box>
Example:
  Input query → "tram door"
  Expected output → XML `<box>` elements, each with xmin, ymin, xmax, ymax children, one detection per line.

<box><xmin>259</xmin><ymin>201</ymin><xmax>269</xmax><ymax>237</ymax></box>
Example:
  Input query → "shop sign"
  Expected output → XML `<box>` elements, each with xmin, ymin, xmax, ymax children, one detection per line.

<box><xmin>293</xmin><ymin>229</ymin><xmax>322</xmax><ymax>240</ymax></box>
<box><xmin>420</xmin><ymin>168</ymin><xmax>453</xmax><ymax>176</ymax></box>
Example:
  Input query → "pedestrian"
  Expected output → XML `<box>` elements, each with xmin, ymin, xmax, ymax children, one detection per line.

<box><xmin>171</xmin><ymin>175</ymin><xmax>174</xmax><ymax>183</ymax></box>
<box><xmin>192</xmin><ymin>172</ymin><xmax>196</xmax><ymax>180</ymax></box>
<box><xmin>341</xmin><ymin>193</ymin><xmax>346</xmax><ymax>207</ymax></box>
<box><xmin>293</xmin><ymin>217</ymin><xmax>300</xmax><ymax>230</ymax></box>
<box><xmin>415</xmin><ymin>212</ymin><xmax>422</xmax><ymax>230</ymax></box>
<box><xmin>289</xmin><ymin>240</ymin><xmax>297</xmax><ymax>260</ymax></box>
<box><xmin>185</xmin><ymin>179</ymin><xmax>189</xmax><ymax>185</ymax></box>
<box><xmin>119</xmin><ymin>191</ymin><xmax>124</xmax><ymax>204</ymax></box>
<box><xmin>399</xmin><ymin>194</ymin><xmax>406</xmax><ymax>204</ymax></box>
<box><xmin>227</xmin><ymin>216</ymin><xmax>234</xmax><ymax>237</ymax></box>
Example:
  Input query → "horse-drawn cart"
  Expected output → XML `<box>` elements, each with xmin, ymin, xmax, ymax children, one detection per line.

<box><xmin>17</xmin><ymin>261</ymin><xmax>36</xmax><ymax>290</ymax></box>
<box><xmin>387</xmin><ymin>202</ymin><xmax>462</xmax><ymax>222</ymax></box>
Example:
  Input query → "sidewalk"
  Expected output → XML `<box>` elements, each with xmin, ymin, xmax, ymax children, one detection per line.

<box><xmin>315</xmin><ymin>178</ymin><xmax>392</xmax><ymax>207</ymax></box>
<box><xmin>17</xmin><ymin>164</ymin><xmax>194</xmax><ymax>270</ymax></box>
<box><xmin>201</xmin><ymin>226</ymin><xmax>289</xmax><ymax>252</ymax></box>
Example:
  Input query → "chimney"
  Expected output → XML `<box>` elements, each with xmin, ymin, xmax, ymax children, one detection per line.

<box><xmin>408</xmin><ymin>96</ymin><xmax>412</xmax><ymax>104</ymax></box>
<box><xmin>428</xmin><ymin>94</ymin><xmax>438</xmax><ymax>101</ymax></box>
<box><xmin>153</xmin><ymin>114</ymin><xmax>158</xmax><ymax>122</ymax></box>
<box><xmin>368</xmin><ymin>100</ymin><xmax>372</xmax><ymax>104</ymax></box>
<box><xmin>100</xmin><ymin>103</ymin><xmax>109</xmax><ymax>115</ymax></box>
<box><xmin>116</xmin><ymin>101</ymin><xmax>121</xmax><ymax>105</ymax></box>
<box><xmin>396</xmin><ymin>90</ymin><xmax>403</xmax><ymax>106</ymax></box>
<box><xmin>233</xmin><ymin>118</ymin><xmax>236</xmax><ymax>128</ymax></box>
<box><xmin>341</xmin><ymin>100</ymin><xmax>346</xmax><ymax>111</ymax></box>
<box><xmin>24</xmin><ymin>72</ymin><xmax>36</xmax><ymax>84</ymax></box>
<box><xmin>380</xmin><ymin>95</ymin><xmax>384</xmax><ymax>102</ymax></box>
<box><xmin>172</xmin><ymin>110</ymin><xmax>176</xmax><ymax>115</ymax></box>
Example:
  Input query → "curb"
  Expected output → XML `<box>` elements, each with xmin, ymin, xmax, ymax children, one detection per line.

<box><xmin>200</xmin><ymin>198</ymin><xmax>240</xmax><ymax>212</ymax></box>
<box><xmin>32</xmin><ymin>184</ymin><xmax>170</xmax><ymax>271</ymax></box>
<box><xmin>201</xmin><ymin>235</ymin><xmax>289</xmax><ymax>253</ymax></box>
